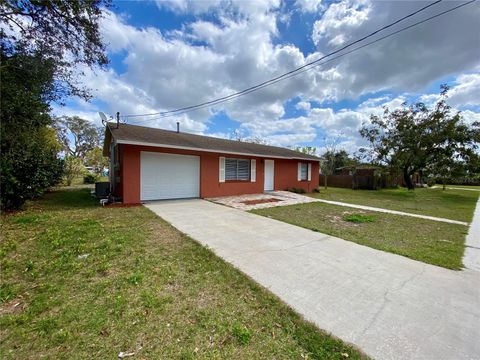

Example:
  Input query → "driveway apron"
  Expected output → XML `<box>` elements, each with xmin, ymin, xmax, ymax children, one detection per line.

<box><xmin>145</xmin><ymin>199</ymin><xmax>480</xmax><ymax>360</ymax></box>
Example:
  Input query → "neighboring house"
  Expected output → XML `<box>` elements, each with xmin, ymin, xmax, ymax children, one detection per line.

<box><xmin>103</xmin><ymin>123</ymin><xmax>321</xmax><ymax>204</ymax></box>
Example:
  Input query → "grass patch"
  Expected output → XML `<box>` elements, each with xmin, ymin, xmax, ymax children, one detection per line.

<box><xmin>232</xmin><ymin>323</ymin><xmax>253</xmax><ymax>345</ymax></box>
<box><xmin>0</xmin><ymin>189</ymin><xmax>366</xmax><ymax>359</ymax></box>
<box><xmin>253</xmin><ymin>202</ymin><xmax>469</xmax><ymax>269</ymax></box>
<box><xmin>344</xmin><ymin>214</ymin><xmax>375</xmax><ymax>223</ymax></box>
<box><xmin>311</xmin><ymin>187</ymin><xmax>478</xmax><ymax>222</ymax></box>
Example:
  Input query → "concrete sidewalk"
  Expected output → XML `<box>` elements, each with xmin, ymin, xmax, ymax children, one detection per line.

<box><xmin>310</xmin><ymin>198</ymin><xmax>469</xmax><ymax>226</ymax></box>
<box><xmin>432</xmin><ymin>186</ymin><xmax>480</xmax><ymax>192</ymax></box>
<box><xmin>145</xmin><ymin>199</ymin><xmax>480</xmax><ymax>360</ymax></box>
<box><xmin>464</xmin><ymin>197</ymin><xmax>480</xmax><ymax>271</ymax></box>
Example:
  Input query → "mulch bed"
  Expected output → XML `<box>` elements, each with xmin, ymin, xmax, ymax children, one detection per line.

<box><xmin>104</xmin><ymin>203</ymin><xmax>142</xmax><ymax>208</ymax></box>
<box><xmin>241</xmin><ymin>198</ymin><xmax>282</xmax><ymax>206</ymax></box>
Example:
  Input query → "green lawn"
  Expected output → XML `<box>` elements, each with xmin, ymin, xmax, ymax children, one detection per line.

<box><xmin>310</xmin><ymin>187</ymin><xmax>478</xmax><ymax>223</ymax></box>
<box><xmin>0</xmin><ymin>189</ymin><xmax>365</xmax><ymax>359</ymax></box>
<box><xmin>68</xmin><ymin>175</ymin><xmax>109</xmax><ymax>186</ymax></box>
<box><xmin>252</xmin><ymin>202</ymin><xmax>469</xmax><ymax>270</ymax></box>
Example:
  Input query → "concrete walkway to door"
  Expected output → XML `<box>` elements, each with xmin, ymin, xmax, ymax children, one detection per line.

<box><xmin>145</xmin><ymin>199</ymin><xmax>480</xmax><ymax>360</ymax></box>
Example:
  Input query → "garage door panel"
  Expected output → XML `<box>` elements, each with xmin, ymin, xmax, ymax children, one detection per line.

<box><xmin>141</xmin><ymin>152</ymin><xmax>200</xmax><ymax>201</ymax></box>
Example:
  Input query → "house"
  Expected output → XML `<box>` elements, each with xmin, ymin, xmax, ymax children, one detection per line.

<box><xmin>102</xmin><ymin>123</ymin><xmax>321</xmax><ymax>204</ymax></box>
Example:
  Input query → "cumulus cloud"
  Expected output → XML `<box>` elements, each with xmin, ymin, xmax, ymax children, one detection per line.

<box><xmin>295</xmin><ymin>0</ymin><xmax>323</xmax><ymax>13</ymax></box>
<box><xmin>461</xmin><ymin>110</ymin><xmax>480</xmax><ymax>127</ymax></box>
<box><xmin>447</xmin><ymin>73</ymin><xmax>480</xmax><ymax>107</ymax></box>
<box><xmin>155</xmin><ymin>0</ymin><xmax>281</xmax><ymax>17</ymax></box>
<box><xmin>53</xmin><ymin>0</ymin><xmax>480</xmax><ymax>150</ymax></box>
<box><xmin>312</xmin><ymin>0</ymin><xmax>371</xmax><ymax>46</ymax></box>
<box><xmin>309</xmin><ymin>0</ymin><xmax>480</xmax><ymax>100</ymax></box>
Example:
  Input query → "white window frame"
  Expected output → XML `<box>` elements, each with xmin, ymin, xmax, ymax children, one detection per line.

<box><xmin>219</xmin><ymin>157</ymin><xmax>225</xmax><ymax>183</ymax></box>
<box><xmin>300</xmin><ymin>162</ymin><xmax>308</xmax><ymax>181</ymax></box>
<box><xmin>225</xmin><ymin>158</ymin><xmax>250</xmax><ymax>181</ymax></box>
<box><xmin>250</xmin><ymin>159</ymin><xmax>256</xmax><ymax>182</ymax></box>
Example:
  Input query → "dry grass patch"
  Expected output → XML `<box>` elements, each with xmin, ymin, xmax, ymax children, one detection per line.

<box><xmin>1</xmin><ymin>189</ymin><xmax>366</xmax><ymax>359</ymax></box>
<box><xmin>253</xmin><ymin>202</ymin><xmax>469</xmax><ymax>269</ymax></box>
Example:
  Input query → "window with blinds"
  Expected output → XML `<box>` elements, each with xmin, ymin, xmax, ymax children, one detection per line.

<box><xmin>300</xmin><ymin>163</ymin><xmax>308</xmax><ymax>181</ymax></box>
<box><xmin>225</xmin><ymin>158</ymin><xmax>250</xmax><ymax>180</ymax></box>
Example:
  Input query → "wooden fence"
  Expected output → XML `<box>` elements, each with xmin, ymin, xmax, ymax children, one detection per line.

<box><xmin>319</xmin><ymin>175</ymin><xmax>354</xmax><ymax>189</ymax></box>
<box><xmin>319</xmin><ymin>174</ymin><xmax>400</xmax><ymax>190</ymax></box>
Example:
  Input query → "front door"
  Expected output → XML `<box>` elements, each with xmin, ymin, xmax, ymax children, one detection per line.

<box><xmin>264</xmin><ymin>159</ymin><xmax>274</xmax><ymax>191</ymax></box>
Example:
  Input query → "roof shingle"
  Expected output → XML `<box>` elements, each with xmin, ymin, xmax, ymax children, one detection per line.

<box><xmin>107</xmin><ymin>123</ymin><xmax>321</xmax><ymax>161</ymax></box>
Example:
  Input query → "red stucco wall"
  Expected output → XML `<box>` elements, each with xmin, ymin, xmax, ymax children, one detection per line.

<box><xmin>117</xmin><ymin>144</ymin><xmax>319</xmax><ymax>204</ymax></box>
<box><xmin>274</xmin><ymin>159</ymin><xmax>319</xmax><ymax>193</ymax></box>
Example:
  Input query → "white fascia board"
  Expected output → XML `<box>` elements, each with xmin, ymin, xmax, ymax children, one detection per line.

<box><xmin>115</xmin><ymin>139</ymin><xmax>320</xmax><ymax>161</ymax></box>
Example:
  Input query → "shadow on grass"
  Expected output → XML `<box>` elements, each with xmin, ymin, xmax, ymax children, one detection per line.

<box><xmin>39</xmin><ymin>188</ymin><xmax>98</xmax><ymax>210</ymax></box>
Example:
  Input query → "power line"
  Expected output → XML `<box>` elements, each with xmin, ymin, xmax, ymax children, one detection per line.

<box><xmin>131</xmin><ymin>0</ymin><xmax>476</xmax><ymax>123</ymax></box>
<box><xmin>123</xmin><ymin>0</ymin><xmax>444</xmax><ymax>120</ymax></box>
<box><xmin>125</xmin><ymin>0</ymin><xmax>475</xmax><ymax>123</ymax></box>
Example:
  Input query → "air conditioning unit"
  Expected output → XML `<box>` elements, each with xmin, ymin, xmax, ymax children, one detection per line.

<box><xmin>95</xmin><ymin>182</ymin><xmax>110</xmax><ymax>198</ymax></box>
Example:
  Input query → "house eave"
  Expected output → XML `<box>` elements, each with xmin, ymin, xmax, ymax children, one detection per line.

<box><xmin>114</xmin><ymin>139</ymin><xmax>321</xmax><ymax>161</ymax></box>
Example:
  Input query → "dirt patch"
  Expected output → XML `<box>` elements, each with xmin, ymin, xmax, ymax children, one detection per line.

<box><xmin>241</xmin><ymin>198</ymin><xmax>282</xmax><ymax>206</ymax></box>
<box><xmin>342</xmin><ymin>210</ymin><xmax>366</xmax><ymax>215</ymax></box>
<box><xmin>0</xmin><ymin>299</ymin><xmax>26</xmax><ymax>315</ymax></box>
<box><xmin>327</xmin><ymin>215</ymin><xmax>359</xmax><ymax>227</ymax></box>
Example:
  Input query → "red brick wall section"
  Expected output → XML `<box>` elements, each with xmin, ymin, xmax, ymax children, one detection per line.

<box><xmin>118</xmin><ymin>144</ymin><xmax>320</xmax><ymax>204</ymax></box>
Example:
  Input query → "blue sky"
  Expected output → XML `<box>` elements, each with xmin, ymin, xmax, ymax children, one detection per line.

<box><xmin>54</xmin><ymin>0</ymin><xmax>480</xmax><ymax>154</ymax></box>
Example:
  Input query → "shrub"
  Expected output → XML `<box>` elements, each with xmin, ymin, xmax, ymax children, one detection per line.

<box><xmin>426</xmin><ymin>178</ymin><xmax>436</xmax><ymax>187</ymax></box>
<box><xmin>83</xmin><ymin>173</ymin><xmax>98</xmax><ymax>184</ymax></box>
<box><xmin>1</xmin><ymin>50</ymin><xmax>65</xmax><ymax>210</ymax></box>
<box><xmin>288</xmin><ymin>187</ymin><xmax>306</xmax><ymax>194</ymax></box>
<box><xmin>63</xmin><ymin>157</ymin><xmax>84</xmax><ymax>186</ymax></box>
<box><xmin>1</xmin><ymin>129</ymin><xmax>64</xmax><ymax>210</ymax></box>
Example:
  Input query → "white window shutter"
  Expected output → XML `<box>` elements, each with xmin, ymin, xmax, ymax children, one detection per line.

<box><xmin>219</xmin><ymin>157</ymin><xmax>225</xmax><ymax>183</ymax></box>
<box><xmin>250</xmin><ymin>159</ymin><xmax>256</xmax><ymax>182</ymax></box>
<box><xmin>297</xmin><ymin>163</ymin><xmax>302</xmax><ymax>181</ymax></box>
<box><xmin>308</xmin><ymin>163</ymin><xmax>312</xmax><ymax>181</ymax></box>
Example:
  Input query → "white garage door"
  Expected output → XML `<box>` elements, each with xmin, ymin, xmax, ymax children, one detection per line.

<box><xmin>141</xmin><ymin>151</ymin><xmax>200</xmax><ymax>201</ymax></box>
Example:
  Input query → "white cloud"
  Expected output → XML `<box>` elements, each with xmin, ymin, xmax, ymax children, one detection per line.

<box><xmin>155</xmin><ymin>0</ymin><xmax>281</xmax><ymax>17</ymax></box>
<box><xmin>155</xmin><ymin>0</ymin><xmax>222</xmax><ymax>14</ymax></box>
<box><xmin>50</xmin><ymin>105</ymin><xmax>100</xmax><ymax>126</ymax></box>
<box><xmin>295</xmin><ymin>0</ymin><xmax>323</xmax><ymax>13</ymax></box>
<box><xmin>461</xmin><ymin>110</ymin><xmax>480</xmax><ymax>127</ymax></box>
<box><xmin>296</xmin><ymin>101</ymin><xmax>311</xmax><ymax>111</ymax></box>
<box><xmin>448</xmin><ymin>73</ymin><xmax>480</xmax><ymax>107</ymax></box>
<box><xmin>312</xmin><ymin>0</ymin><xmax>371</xmax><ymax>46</ymax></box>
<box><xmin>307</xmin><ymin>1</ymin><xmax>480</xmax><ymax>102</ymax></box>
<box><xmin>53</xmin><ymin>1</ymin><xmax>480</xmax><ymax>151</ymax></box>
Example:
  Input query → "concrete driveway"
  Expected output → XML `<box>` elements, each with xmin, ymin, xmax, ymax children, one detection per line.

<box><xmin>145</xmin><ymin>199</ymin><xmax>480</xmax><ymax>360</ymax></box>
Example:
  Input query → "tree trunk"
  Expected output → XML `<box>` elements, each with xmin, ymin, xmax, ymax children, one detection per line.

<box><xmin>324</xmin><ymin>174</ymin><xmax>328</xmax><ymax>189</ymax></box>
<box><xmin>442</xmin><ymin>179</ymin><xmax>446</xmax><ymax>191</ymax></box>
<box><xmin>403</xmin><ymin>168</ymin><xmax>414</xmax><ymax>190</ymax></box>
